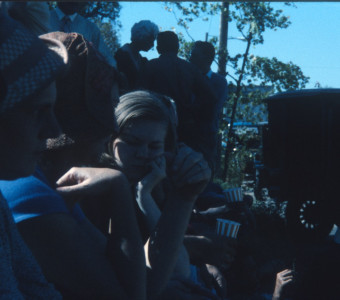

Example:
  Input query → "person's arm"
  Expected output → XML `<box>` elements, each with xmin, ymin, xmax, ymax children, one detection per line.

<box><xmin>145</xmin><ymin>144</ymin><xmax>211</xmax><ymax>299</ymax></box>
<box><xmin>136</xmin><ymin>156</ymin><xmax>191</xmax><ymax>280</ymax></box>
<box><xmin>18</xmin><ymin>167</ymin><xmax>146</xmax><ymax>300</ymax></box>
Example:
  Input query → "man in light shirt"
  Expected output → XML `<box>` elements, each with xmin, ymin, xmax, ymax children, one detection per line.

<box><xmin>50</xmin><ymin>2</ymin><xmax>116</xmax><ymax>67</ymax></box>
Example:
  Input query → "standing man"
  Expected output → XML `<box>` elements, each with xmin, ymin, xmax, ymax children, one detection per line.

<box><xmin>190</xmin><ymin>41</ymin><xmax>228</xmax><ymax>173</ymax></box>
<box><xmin>141</xmin><ymin>31</ymin><xmax>218</xmax><ymax>169</ymax></box>
<box><xmin>50</xmin><ymin>2</ymin><xmax>116</xmax><ymax>67</ymax></box>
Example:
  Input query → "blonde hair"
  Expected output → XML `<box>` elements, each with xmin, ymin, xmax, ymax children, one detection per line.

<box><xmin>114</xmin><ymin>90</ymin><xmax>178</xmax><ymax>152</ymax></box>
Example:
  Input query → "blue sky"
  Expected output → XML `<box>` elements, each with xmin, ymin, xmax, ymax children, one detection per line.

<box><xmin>117</xmin><ymin>1</ymin><xmax>340</xmax><ymax>89</ymax></box>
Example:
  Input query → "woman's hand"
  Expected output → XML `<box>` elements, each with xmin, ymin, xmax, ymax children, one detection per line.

<box><xmin>136</xmin><ymin>156</ymin><xmax>166</xmax><ymax>222</ymax></box>
<box><xmin>138</xmin><ymin>155</ymin><xmax>166</xmax><ymax>195</ymax></box>
<box><xmin>200</xmin><ymin>264</ymin><xmax>227</xmax><ymax>299</ymax></box>
<box><xmin>273</xmin><ymin>269</ymin><xmax>294</xmax><ymax>300</ymax></box>
<box><xmin>56</xmin><ymin>167</ymin><xmax>123</xmax><ymax>197</ymax></box>
<box><xmin>169</xmin><ymin>144</ymin><xmax>211</xmax><ymax>200</ymax></box>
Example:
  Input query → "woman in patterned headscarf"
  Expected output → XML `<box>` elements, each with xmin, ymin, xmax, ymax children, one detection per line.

<box><xmin>0</xmin><ymin>12</ymin><xmax>67</xmax><ymax>298</ymax></box>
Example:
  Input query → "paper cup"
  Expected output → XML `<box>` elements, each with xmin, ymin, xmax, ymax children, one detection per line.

<box><xmin>216</xmin><ymin>218</ymin><xmax>241</xmax><ymax>238</ymax></box>
<box><xmin>224</xmin><ymin>187</ymin><xmax>243</xmax><ymax>203</ymax></box>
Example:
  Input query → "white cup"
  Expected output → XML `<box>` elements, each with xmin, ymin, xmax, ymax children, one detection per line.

<box><xmin>216</xmin><ymin>218</ymin><xmax>241</xmax><ymax>238</ymax></box>
<box><xmin>223</xmin><ymin>187</ymin><xmax>243</xmax><ymax>203</ymax></box>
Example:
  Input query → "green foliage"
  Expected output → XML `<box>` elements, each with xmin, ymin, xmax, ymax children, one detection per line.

<box><xmin>177</xmin><ymin>33</ymin><xmax>193</xmax><ymax>60</ymax></box>
<box><xmin>248</xmin><ymin>56</ymin><xmax>310</xmax><ymax>93</ymax></box>
<box><xmin>221</xmin><ymin>143</ymin><xmax>248</xmax><ymax>188</ymax></box>
<box><xmin>81</xmin><ymin>2</ymin><xmax>120</xmax><ymax>22</ymax></box>
<box><xmin>165</xmin><ymin>1</ymin><xmax>311</xmax><ymax>182</ymax></box>
<box><xmin>165</xmin><ymin>2</ymin><xmax>309</xmax><ymax>94</ymax></box>
<box><xmin>94</xmin><ymin>19</ymin><xmax>120</xmax><ymax>57</ymax></box>
<box><xmin>83</xmin><ymin>2</ymin><xmax>121</xmax><ymax>55</ymax></box>
<box><xmin>224</xmin><ymin>84</ymin><xmax>271</xmax><ymax>123</ymax></box>
<box><xmin>231</xmin><ymin>2</ymin><xmax>291</xmax><ymax>45</ymax></box>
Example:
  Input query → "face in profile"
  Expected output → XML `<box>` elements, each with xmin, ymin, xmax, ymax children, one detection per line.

<box><xmin>139</xmin><ymin>35</ymin><xmax>155</xmax><ymax>52</ymax></box>
<box><xmin>112</xmin><ymin>119</ymin><xmax>167</xmax><ymax>183</ymax></box>
<box><xmin>0</xmin><ymin>82</ymin><xmax>60</xmax><ymax>180</ymax></box>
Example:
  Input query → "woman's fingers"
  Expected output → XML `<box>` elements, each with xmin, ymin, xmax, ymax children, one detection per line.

<box><xmin>56</xmin><ymin>180</ymin><xmax>90</xmax><ymax>196</ymax></box>
<box><xmin>56</xmin><ymin>167</ymin><xmax>81</xmax><ymax>187</ymax></box>
<box><xmin>56</xmin><ymin>167</ymin><xmax>119</xmax><ymax>196</ymax></box>
<box><xmin>282</xmin><ymin>276</ymin><xmax>293</xmax><ymax>281</ymax></box>
<box><xmin>172</xmin><ymin>144</ymin><xmax>203</xmax><ymax>172</ymax></box>
<box><xmin>139</xmin><ymin>156</ymin><xmax>167</xmax><ymax>191</ymax></box>
<box><xmin>175</xmin><ymin>166</ymin><xmax>211</xmax><ymax>187</ymax></box>
<box><xmin>170</xmin><ymin>144</ymin><xmax>212</xmax><ymax>186</ymax></box>
<box><xmin>279</xmin><ymin>269</ymin><xmax>293</xmax><ymax>275</ymax></box>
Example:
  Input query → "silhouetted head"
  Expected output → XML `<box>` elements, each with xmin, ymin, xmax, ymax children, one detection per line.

<box><xmin>190</xmin><ymin>41</ymin><xmax>215</xmax><ymax>74</ymax></box>
<box><xmin>156</xmin><ymin>31</ymin><xmax>179</xmax><ymax>55</ymax></box>
<box><xmin>57</xmin><ymin>2</ymin><xmax>86</xmax><ymax>16</ymax></box>
<box><xmin>131</xmin><ymin>20</ymin><xmax>159</xmax><ymax>52</ymax></box>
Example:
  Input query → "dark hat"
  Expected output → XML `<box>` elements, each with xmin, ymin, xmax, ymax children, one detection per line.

<box><xmin>41</xmin><ymin>31</ymin><xmax>118</xmax><ymax>144</ymax></box>
<box><xmin>0</xmin><ymin>13</ymin><xmax>68</xmax><ymax>114</ymax></box>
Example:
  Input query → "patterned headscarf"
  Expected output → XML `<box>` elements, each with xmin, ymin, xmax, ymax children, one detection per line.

<box><xmin>0</xmin><ymin>13</ymin><xmax>68</xmax><ymax>114</ymax></box>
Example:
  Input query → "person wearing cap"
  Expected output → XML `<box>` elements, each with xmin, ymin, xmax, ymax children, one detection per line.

<box><xmin>115</xmin><ymin>20</ymin><xmax>159</xmax><ymax>93</ymax></box>
<box><xmin>50</xmin><ymin>2</ymin><xmax>117</xmax><ymax>68</ymax></box>
<box><xmin>0</xmin><ymin>12</ymin><xmax>67</xmax><ymax>298</ymax></box>
<box><xmin>0</xmin><ymin>31</ymin><xmax>147</xmax><ymax>300</ymax></box>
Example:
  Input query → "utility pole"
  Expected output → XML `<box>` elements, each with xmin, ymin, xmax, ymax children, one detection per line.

<box><xmin>217</xmin><ymin>1</ymin><xmax>229</xmax><ymax>77</ymax></box>
<box><xmin>216</xmin><ymin>2</ymin><xmax>229</xmax><ymax>179</ymax></box>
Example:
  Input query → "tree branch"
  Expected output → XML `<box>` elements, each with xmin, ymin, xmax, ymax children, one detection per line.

<box><xmin>223</xmin><ymin>32</ymin><xmax>253</xmax><ymax>180</ymax></box>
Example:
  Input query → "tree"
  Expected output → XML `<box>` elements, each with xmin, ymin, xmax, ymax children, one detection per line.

<box><xmin>49</xmin><ymin>2</ymin><xmax>121</xmax><ymax>55</ymax></box>
<box><xmin>165</xmin><ymin>2</ymin><xmax>310</xmax><ymax>181</ymax></box>
<box><xmin>82</xmin><ymin>2</ymin><xmax>121</xmax><ymax>56</ymax></box>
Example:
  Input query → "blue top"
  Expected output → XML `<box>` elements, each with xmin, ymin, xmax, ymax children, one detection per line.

<box><xmin>0</xmin><ymin>191</ymin><xmax>61</xmax><ymax>299</ymax></box>
<box><xmin>0</xmin><ymin>168</ymin><xmax>85</xmax><ymax>224</ymax></box>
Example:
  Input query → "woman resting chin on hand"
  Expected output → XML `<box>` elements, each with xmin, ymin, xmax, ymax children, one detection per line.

<box><xmin>83</xmin><ymin>91</ymin><xmax>212</xmax><ymax>299</ymax></box>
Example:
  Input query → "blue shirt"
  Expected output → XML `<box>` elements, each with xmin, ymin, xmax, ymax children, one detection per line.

<box><xmin>0</xmin><ymin>192</ymin><xmax>61</xmax><ymax>299</ymax></box>
<box><xmin>0</xmin><ymin>168</ymin><xmax>85</xmax><ymax>224</ymax></box>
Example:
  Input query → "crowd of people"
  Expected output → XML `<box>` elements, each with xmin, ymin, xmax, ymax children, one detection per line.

<box><xmin>0</xmin><ymin>2</ymin><xmax>339</xmax><ymax>300</ymax></box>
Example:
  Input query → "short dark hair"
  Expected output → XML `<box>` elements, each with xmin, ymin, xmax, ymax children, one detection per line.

<box><xmin>192</xmin><ymin>41</ymin><xmax>215</xmax><ymax>64</ymax></box>
<box><xmin>157</xmin><ymin>31</ymin><xmax>179</xmax><ymax>54</ymax></box>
